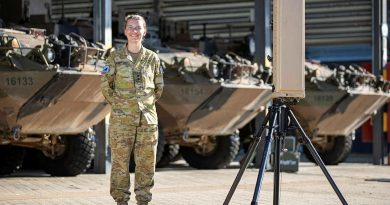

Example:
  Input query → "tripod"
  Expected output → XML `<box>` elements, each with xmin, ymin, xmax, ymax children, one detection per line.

<box><xmin>224</xmin><ymin>98</ymin><xmax>348</xmax><ymax>205</ymax></box>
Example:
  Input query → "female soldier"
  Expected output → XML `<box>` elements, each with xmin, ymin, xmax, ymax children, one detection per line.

<box><xmin>101</xmin><ymin>14</ymin><xmax>163</xmax><ymax>205</ymax></box>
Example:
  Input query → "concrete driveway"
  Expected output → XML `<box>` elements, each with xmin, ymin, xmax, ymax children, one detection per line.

<box><xmin>0</xmin><ymin>156</ymin><xmax>389</xmax><ymax>205</ymax></box>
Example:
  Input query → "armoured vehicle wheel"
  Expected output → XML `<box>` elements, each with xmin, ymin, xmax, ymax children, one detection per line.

<box><xmin>156</xmin><ymin>144</ymin><xmax>180</xmax><ymax>168</ymax></box>
<box><xmin>0</xmin><ymin>145</ymin><xmax>26</xmax><ymax>175</ymax></box>
<box><xmin>180</xmin><ymin>134</ymin><xmax>240</xmax><ymax>169</ymax></box>
<box><xmin>303</xmin><ymin>134</ymin><xmax>353</xmax><ymax>165</ymax></box>
<box><xmin>40</xmin><ymin>134</ymin><xmax>95</xmax><ymax>176</ymax></box>
<box><xmin>156</xmin><ymin>128</ymin><xmax>165</xmax><ymax>163</ymax></box>
<box><xmin>22</xmin><ymin>148</ymin><xmax>43</xmax><ymax>170</ymax></box>
<box><xmin>129</xmin><ymin>129</ymin><xmax>165</xmax><ymax>172</ymax></box>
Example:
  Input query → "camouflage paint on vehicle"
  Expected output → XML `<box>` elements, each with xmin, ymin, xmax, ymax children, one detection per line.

<box><xmin>156</xmin><ymin>51</ymin><xmax>272</xmax><ymax>137</ymax></box>
<box><xmin>0</xmin><ymin>28</ymin><xmax>110</xmax><ymax>176</ymax></box>
<box><xmin>291</xmin><ymin>61</ymin><xmax>390</xmax><ymax>137</ymax></box>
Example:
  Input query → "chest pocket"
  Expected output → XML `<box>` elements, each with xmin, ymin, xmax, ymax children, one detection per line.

<box><xmin>142</xmin><ymin>65</ymin><xmax>155</xmax><ymax>89</ymax></box>
<box><xmin>115</xmin><ymin>62</ymin><xmax>135</xmax><ymax>91</ymax></box>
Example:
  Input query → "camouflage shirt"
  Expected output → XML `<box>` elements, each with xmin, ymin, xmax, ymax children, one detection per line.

<box><xmin>101</xmin><ymin>46</ymin><xmax>164</xmax><ymax>125</ymax></box>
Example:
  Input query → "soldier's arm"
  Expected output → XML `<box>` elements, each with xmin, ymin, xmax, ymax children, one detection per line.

<box><xmin>101</xmin><ymin>53</ymin><xmax>116</xmax><ymax>104</ymax></box>
<box><xmin>153</xmin><ymin>55</ymin><xmax>164</xmax><ymax>100</ymax></box>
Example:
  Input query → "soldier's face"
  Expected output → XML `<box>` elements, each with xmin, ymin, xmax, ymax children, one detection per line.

<box><xmin>124</xmin><ymin>19</ymin><xmax>146</xmax><ymax>44</ymax></box>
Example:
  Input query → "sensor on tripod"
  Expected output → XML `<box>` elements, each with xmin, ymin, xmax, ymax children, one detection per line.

<box><xmin>272</xmin><ymin>0</ymin><xmax>305</xmax><ymax>99</ymax></box>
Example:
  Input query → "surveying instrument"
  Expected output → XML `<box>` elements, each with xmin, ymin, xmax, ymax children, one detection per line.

<box><xmin>224</xmin><ymin>0</ymin><xmax>348</xmax><ymax>204</ymax></box>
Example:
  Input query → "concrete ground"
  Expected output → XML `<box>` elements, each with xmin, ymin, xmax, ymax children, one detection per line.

<box><xmin>0</xmin><ymin>154</ymin><xmax>389</xmax><ymax>205</ymax></box>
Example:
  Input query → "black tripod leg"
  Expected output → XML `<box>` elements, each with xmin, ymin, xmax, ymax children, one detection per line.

<box><xmin>288</xmin><ymin>109</ymin><xmax>348</xmax><ymax>205</ymax></box>
<box><xmin>273</xmin><ymin>104</ymin><xmax>287</xmax><ymax>205</ymax></box>
<box><xmin>223</xmin><ymin>112</ymin><xmax>271</xmax><ymax>205</ymax></box>
<box><xmin>251</xmin><ymin>109</ymin><xmax>278</xmax><ymax>205</ymax></box>
<box><xmin>273</xmin><ymin>133</ymin><xmax>281</xmax><ymax>205</ymax></box>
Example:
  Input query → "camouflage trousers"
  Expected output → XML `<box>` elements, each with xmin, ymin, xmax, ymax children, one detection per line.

<box><xmin>109</xmin><ymin>112</ymin><xmax>158</xmax><ymax>203</ymax></box>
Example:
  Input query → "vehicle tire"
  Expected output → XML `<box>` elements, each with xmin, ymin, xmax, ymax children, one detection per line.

<box><xmin>40</xmin><ymin>134</ymin><xmax>95</xmax><ymax>176</ymax></box>
<box><xmin>22</xmin><ymin>148</ymin><xmax>42</xmax><ymax>170</ymax></box>
<box><xmin>156</xmin><ymin>128</ymin><xmax>165</xmax><ymax>163</ymax></box>
<box><xmin>239</xmin><ymin>122</ymin><xmax>257</xmax><ymax>165</ymax></box>
<box><xmin>180</xmin><ymin>134</ymin><xmax>240</xmax><ymax>169</ymax></box>
<box><xmin>303</xmin><ymin>134</ymin><xmax>353</xmax><ymax>165</ymax></box>
<box><xmin>156</xmin><ymin>144</ymin><xmax>180</xmax><ymax>168</ymax></box>
<box><xmin>129</xmin><ymin>129</ymin><xmax>165</xmax><ymax>172</ymax></box>
<box><xmin>0</xmin><ymin>145</ymin><xmax>26</xmax><ymax>175</ymax></box>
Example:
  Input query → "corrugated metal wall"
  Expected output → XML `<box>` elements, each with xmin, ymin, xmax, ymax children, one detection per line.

<box><xmin>51</xmin><ymin>0</ymin><xmax>254</xmax><ymax>40</ymax></box>
<box><xmin>162</xmin><ymin>0</ymin><xmax>254</xmax><ymax>39</ymax></box>
<box><xmin>50</xmin><ymin>0</ymin><xmax>373</xmax><ymax>48</ymax></box>
<box><xmin>306</xmin><ymin>0</ymin><xmax>372</xmax><ymax>46</ymax></box>
<box><xmin>51</xmin><ymin>0</ymin><xmax>93</xmax><ymax>20</ymax></box>
<box><xmin>51</xmin><ymin>0</ymin><xmax>155</xmax><ymax>22</ymax></box>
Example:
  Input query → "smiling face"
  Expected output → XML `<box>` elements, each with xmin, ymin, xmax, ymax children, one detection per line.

<box><xmin>124</xmin><ymin>16</ymin><xmax>147</xmax><ymax>44</ymax></box>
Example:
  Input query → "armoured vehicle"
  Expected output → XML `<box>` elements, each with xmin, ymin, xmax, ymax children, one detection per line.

<box><xmin>0</xmin><ymin>28</ymin><xmax>111</xmax><ymax>176</ymax></box>
<box><xmin>155</xmin><ymin>51</ymin><xmax>273</xmax><ymax>169</ymax></box>
<box><xmin>155</xmin><ymin>53</ymin><xmax>390</xmax><ymax>168</ymax></box>
<box><xmin>3</xmin><ymin>27</ymin><xmax>387</xmax><ymax>175</ymax></box>
<box><xmin>291</xmin><ymin>61</ymin><xmax>390</xmax><ymax>165</ymax></box>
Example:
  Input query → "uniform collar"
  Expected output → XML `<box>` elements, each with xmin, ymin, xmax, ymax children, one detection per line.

<box><xmin>121</xmin><ymin>44</ymin><xmax>147</xmax><ymax>68</ymax></box>
<box><xmin>121</xmin><ymin>44</ymin><xmax>145</xmax><ymax>62</ymax></box>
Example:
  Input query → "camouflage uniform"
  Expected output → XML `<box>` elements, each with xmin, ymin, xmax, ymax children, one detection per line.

<box><xmin>101</xmin><ymin>45</ymin><xmax>163</xmax><ymax>204</ymax></box>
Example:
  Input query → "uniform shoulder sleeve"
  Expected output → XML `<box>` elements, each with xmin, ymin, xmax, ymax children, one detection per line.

<box><xmin>152</xmin><ymin>52</ymin><xmax>164</xmax><ymax>100</ymax></box>
<box><xmin>101</xmin><ymin>50</ymin><xmax>117</xmax><ymax>104</ymax></box>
